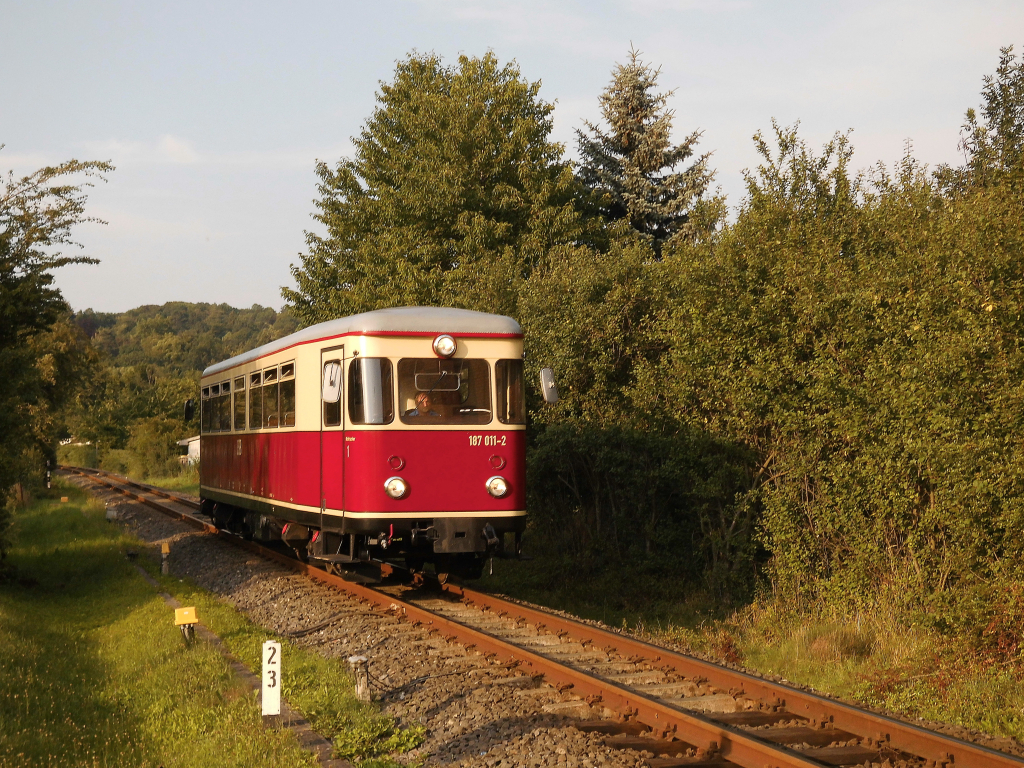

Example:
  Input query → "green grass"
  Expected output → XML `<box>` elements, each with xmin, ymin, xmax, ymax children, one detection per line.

<box><xmin>0</xmin><ymin>482</ymin><xmax>422</xmax><ymax>767</ymax></box>
<box><xmin>141</xmin><ymin>472</ymin><xmax>200</xmax><ymax>497</ymax></box>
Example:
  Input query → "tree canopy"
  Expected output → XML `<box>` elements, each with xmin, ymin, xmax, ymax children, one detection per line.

<box><xmin>284</xmin><ymin>52</ymin><xmax>587</xmax><ymax>325</ymax></box>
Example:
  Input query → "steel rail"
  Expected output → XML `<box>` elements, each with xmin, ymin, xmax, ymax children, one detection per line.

<box><xmin>447</xmin><ymin>587</ymin><xmax>1022</xmax><ymax>768</ymax></box>
<box><xmin>64</xmin><ymin>467</ymin><xmax>1024</xmax><ymax>768</ymax></box>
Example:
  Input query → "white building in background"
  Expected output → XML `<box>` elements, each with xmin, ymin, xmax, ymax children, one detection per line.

<box><xmin>177</xmin><ymin>435</ymin><xmax>200</xmax><ymax>465</ymax></box>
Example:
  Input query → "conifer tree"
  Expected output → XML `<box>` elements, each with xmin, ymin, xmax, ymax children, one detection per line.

<box><xmin>577</xmin><ymin>49</ymin><xmax>714</xmax><ymax>252</ymax></box>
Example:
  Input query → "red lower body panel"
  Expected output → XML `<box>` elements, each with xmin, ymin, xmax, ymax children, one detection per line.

<box><xmin>200</xmin><ymin>429</ymin><xmax>525</xmax><ymax>517</ymax></box>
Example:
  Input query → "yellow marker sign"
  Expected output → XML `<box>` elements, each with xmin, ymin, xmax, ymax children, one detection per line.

<box><xmin>60</xmin><ymin>497</ymin><xmax>69</xmax><ymax>503</ymax></box>
<box><xmin>174</xmin><ymin>607</ymin><xmax>197</xmax><ymax>626</ymax></box>
<box><xmin>161</xmin><ymin>542</ymin><xmax>170</xmax><ymax>554</ymax></box>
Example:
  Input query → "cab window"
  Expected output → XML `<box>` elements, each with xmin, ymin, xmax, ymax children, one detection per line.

<box><xmin>398</xmin><ymin>358</ymin><xmax>491</xmax><ymax>425</ymax></box>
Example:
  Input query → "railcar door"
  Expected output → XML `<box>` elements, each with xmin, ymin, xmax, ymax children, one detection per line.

<box><xmin>320</xmin><ymin>347</ymin><xmax>345</xmax><ymax>531</ymax></box>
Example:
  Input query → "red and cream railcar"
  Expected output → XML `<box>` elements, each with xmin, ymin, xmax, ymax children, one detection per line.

<box><xmin>198</xmin><ymin>307</ymin><xmax>526</xmax><ymax>578</ymax></box>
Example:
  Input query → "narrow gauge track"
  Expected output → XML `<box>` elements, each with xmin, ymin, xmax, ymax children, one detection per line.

<box><xmin>63</xmin><ymin>466</ymin><xmax>1023</xmax><ymax>768</ymax></box>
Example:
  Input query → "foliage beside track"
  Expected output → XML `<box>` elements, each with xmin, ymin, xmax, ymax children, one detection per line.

<box><xmin>63</xmin><ymin>302</ymin><xmax>298</xmax><ymax>474</ymax></box>
<box><xmin>287</xmin><ymin>44</ymin><xmax>1024</xmax><ymax>663</ymax></box>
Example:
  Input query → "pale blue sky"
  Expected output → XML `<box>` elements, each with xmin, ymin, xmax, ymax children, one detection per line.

<box><xmin>2</xmin><ymin>0</ymin><xmax>1020</xmax><ymax>313</ymax></box>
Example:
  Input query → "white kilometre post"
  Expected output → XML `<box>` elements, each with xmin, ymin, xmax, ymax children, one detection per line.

<box><xmin>262</xmin><ymin>640</ymin><xmax>282</xmax><ymax>721</ymax></box>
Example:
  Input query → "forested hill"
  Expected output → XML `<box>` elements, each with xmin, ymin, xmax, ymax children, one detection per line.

<box><xmin>73</xmin><ymin>302</ymin><xmax>298</xmax><ymax>375</ymax></box>
<box><xmin>59</xmin><ymin>302</ymin><xmax>296</xmax><ymax>476</ymax></box>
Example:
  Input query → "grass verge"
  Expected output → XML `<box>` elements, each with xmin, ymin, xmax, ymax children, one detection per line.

<box><xmin>140</xmin><ymin>472</ymin><xmax>200</xmax><ymax>497</ymax></box>
<box><xmin>0</xmin><ymin>481</ymin><xmax>422</xmax><ymax>767</ymax></box>
<box><xmin>135</xmin><ymin>560</ymin><xmax>425</xmax><ymax>764</ymax></box>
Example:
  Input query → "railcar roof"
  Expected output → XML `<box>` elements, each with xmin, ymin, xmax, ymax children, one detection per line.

<box><xmin>202</xmin><ymin>306</ymin><xmax>522</xmax><ymax>378</ymax></box>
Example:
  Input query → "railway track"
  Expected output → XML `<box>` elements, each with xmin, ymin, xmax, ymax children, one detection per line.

<box><xmin>62</xmin><ymin>466</ymin><xmax>1024</xmax><ymax>768</ymax></box>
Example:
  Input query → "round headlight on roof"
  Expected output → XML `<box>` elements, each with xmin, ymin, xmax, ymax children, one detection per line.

<box><xmin>433</xmin><ymin>334</ymin><xmax>457</xmax><ymax>358</ymax></box>
<box><xmin>486</xmin><ymin>475</ymin><xmax>509</xmax><ymax>498</ymax></box>
<box><xmin>384</xmin><ymin>476</ymin><xmax>408</xmax><ymax>499</ymax></box>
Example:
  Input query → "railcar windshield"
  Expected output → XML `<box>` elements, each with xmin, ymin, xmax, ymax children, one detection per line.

<box><xmin>398</xmin><ymin>358</ymin><xmax>491</xmax><ymax>425</ymax></box>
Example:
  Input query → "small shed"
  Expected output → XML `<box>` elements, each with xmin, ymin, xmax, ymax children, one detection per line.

<box><xmin>177</xmin><ymin>435</ymin><xmax>201</xmax><ymax>465</ymax></box>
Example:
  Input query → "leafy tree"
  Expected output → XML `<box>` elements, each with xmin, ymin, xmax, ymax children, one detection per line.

<box><xmin>577</xmin><ymin>48</ymin><xmax>717</xmax><ymax>253</ymax></box>
<box><xmin>284</xmin><ymin>52</ymin><xmax>588</xmax><ymax>325</ymax></box>
<box><xmin>938</xmin><ymin>44</ymin><xmax>1024</xmax><ymax>191</ymax></box>
<box><xmin>656</xmin><ymin>116</ymin><xmax>1024</xmax><ymax>620</ymax></box>
<box><xmin>0</xmin><ymin>154</ymin><xmax>111</xmax><ymax>555</ymax></box>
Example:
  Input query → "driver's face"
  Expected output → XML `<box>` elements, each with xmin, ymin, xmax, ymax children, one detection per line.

<box><xmin>416</xmin><ymin>393</ymin><xmax>432</xmax><ymax>409</ymax></box>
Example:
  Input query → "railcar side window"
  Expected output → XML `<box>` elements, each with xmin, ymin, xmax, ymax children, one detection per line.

<box><xmin>323</xmin><ymin>360</ymin><xmax>342</xmax><ymax>427</ymax></box>
<box><xmin>233</xmin><ymin>377</ymin><xmax>246</xmax><ymax>431</ymax></box>
<box><xmin>496</xmin><ymin>359</ymin><xmax>526</xmax><ymax>425</ymax></box>
<box><xmin>201</xmin><ymin>386</ymin><xmax>211</xmax><ymax>433</ymax></box>
<box><xmin>280</xmin><ymin>361</ymin><xmax>296</xmax><ymax>428</ymax></box>
<box><xmin>208</xmin><ymin>384</ymin><xmax>219</xmax><ymax>432</ymax></box>
<box><xmin>218</xmin><ymin>381</ymin><xmax>231</xmax><ymax>431</ymax></box>
<box><xmin>349</xmin><ymin>358</ymin><xmax>394</xmax><ymax>425</ymax></box>
<box><xmin>263</xmin><ymin>367</ymin><xmax>279</xmax><ymax>428</ymax></box>
<box><xmin>249</xmin><ymin>372</ymin><xmax>262</xmax><ymax>430</ymax></box>
<box><xmin>398</xmin><ymin>358</ymin><xmax>491</xmax><ymax>425</ymax></box>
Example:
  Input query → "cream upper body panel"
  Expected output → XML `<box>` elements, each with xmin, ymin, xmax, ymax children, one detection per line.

<box><xmin>199</xmin><ymin>331</ymin><xmax>525</xmax><ymax>434</ymax></box>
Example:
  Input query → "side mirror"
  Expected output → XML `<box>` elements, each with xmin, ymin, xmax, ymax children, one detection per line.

<box><xmin>184</xmin><ymin>399</ymin><xmax>195</xmax><ymax>422</ymax></box>
<box><xmin>539</xmin><ymin>368</ymin><xmax>559</xmax><ymax>404</ymax></box>
<box><xmin>322</xmin><ymin>361</ymin><xmax>343</xmax><ymax>403</ymax></box>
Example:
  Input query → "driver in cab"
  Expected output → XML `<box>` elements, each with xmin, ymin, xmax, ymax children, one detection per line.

<box><xmin>405</xmin><ymin>391</ymin><xmax>440</xmax><ymax>418</ymax></box>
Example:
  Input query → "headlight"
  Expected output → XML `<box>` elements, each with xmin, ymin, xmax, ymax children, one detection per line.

<box><xmin>384</xmin><ymin>476</ymin><xmax>408</xmax><ymax>499</ymax></box>
<box><xmin>432</xmin><ymin>334</ymin><xmax>457</xmax><ymax>358</ymax></box>
<box><xmin>486</xmin><ymin>475</ymin><xmax>509</xmax><ymax>498</ymax></box>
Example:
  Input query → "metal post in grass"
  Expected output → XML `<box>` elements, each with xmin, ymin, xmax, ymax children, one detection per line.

<box><xmin>161</xmin><ymin>542</ymin><xmax>170</xmax><ymax>574</ymax></box>
<box><xmin>348</xmin><ymin>655</ymin><xmax>371</xmax><ymax>702</ymax></box>
<box><xmin>262</xmin><ymin>640</ymin><xmax>282</xmax><ymax>726</ymax></box>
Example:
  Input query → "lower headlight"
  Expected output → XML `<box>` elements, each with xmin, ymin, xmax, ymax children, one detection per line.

<box><xmin>384</xmin><ymin>476</ymin><xmax>408</xmax><ymax>499</ymax></box>
<box><xmin>486</xmin><ymin>475</ymin><xmax>509</xmax><ymax>498</ymax></box>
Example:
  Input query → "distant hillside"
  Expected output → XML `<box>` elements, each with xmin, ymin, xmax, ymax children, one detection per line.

<box><xmin>73</xmin><ymin>302</ymin><xmax>299</xmax><ymax>375</ymax></box>
<box><xmin>60</xmin><ymin>302</ymin><xmax>300</xmax><ymax>470</ymax></box>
